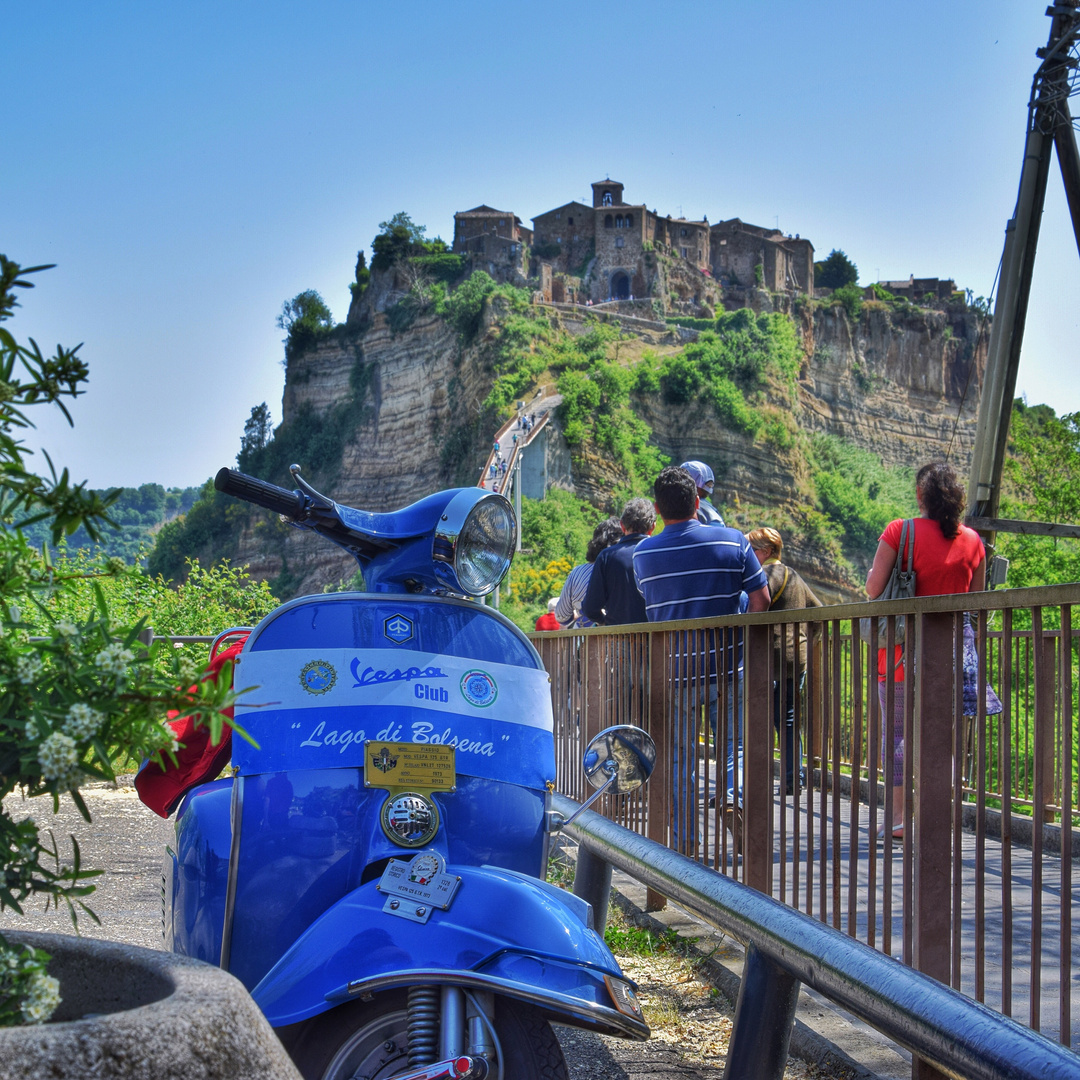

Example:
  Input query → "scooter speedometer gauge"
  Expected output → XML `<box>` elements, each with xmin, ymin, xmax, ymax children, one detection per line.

<box><xmin>380</xmin><ymin>791</ymin><xmax>440</xmax><ymax>848</ymax></box>
<box><xmin>433</xmin><ymin>490</ymin><xmax>516</xmax><ymax>598</ymax></box>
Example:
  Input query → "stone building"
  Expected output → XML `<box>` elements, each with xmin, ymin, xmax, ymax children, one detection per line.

<box><xmin>452</xmin><ymin>180</ymin><xmax>816</xmax><ymax>308</ymax></box>
<box><xmin>452</xmin><ymin>205</ymin><xmax>531</xmax><ymax>280</ymax></box>
<box><xmin>709</xmin><ymin>219</ymin><xmax>814</xmax><ymax>293</ymax></box>
<box><xmin>874</xmin><ymin>275</ymin><xmax>957</xmax><ymax>302</ymax></box>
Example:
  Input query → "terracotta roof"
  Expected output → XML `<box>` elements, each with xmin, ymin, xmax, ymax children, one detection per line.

<box><xmin>456</xmin><ymin>205</ymin><xmax>513</xmax><ymax>217</ymax></box>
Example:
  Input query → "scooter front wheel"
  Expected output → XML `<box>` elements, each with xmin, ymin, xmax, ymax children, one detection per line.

<box><xmin>281</xmin><ymin>989</ymin><xmax>570</xmax><ymax>1080</ymax></box>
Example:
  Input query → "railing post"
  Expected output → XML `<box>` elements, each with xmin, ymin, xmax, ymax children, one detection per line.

<box><xmin>646</xmin><ymin>629</ymin><xmax>669</xmax><ymax>911</ymax></box>
<box><xmin>724</xmin><ymin>941</ymin><xmax>800</xmax><ymax>1080</ymax></box>
<box><xmin>572</xmin><ymin>843</ymin><xmax>612</xmax><ymax>934</ymax></box>
<box><xmin>1034</xmin><ymin>615</ymin><xmax>1057</xmax><ymax>826</ymax></box>
<box><xmin>913</xmin><ymin>611</ymin><xmax>953</xmax><ymax>1080</ymax></box>
<box><xmin>744</xmin><ymin>622</ymin><xmax>772</xmax><ymax>894</ymax></box>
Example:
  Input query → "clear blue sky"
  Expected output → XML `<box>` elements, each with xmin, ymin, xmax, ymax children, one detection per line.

<box><xmin>5</xmin><ymin>0</ymin><xmax>1078</xmax><ymax>489</ymax></box>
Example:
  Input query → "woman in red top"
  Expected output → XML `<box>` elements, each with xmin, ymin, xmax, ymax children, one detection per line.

<box><xmin>865</xmin><ymin>461</ymin><xmax>985</xmax><ymax>835</ymax></box>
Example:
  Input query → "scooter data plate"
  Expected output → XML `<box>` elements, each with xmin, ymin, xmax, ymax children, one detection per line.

<box><xmin>365</xmin><ymin>741</ymin><xmax>456</xmax><ymax>792</ymax></box>
<box><xmin>378</xmin><ymin>851</ymin><xmax>461</xmax><ymax>924</ymax></box>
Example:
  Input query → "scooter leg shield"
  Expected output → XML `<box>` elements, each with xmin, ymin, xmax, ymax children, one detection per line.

<box><xmin>251</xmin><ymin>863</ymin><xmax>647</xmax><ymax>1039</ymax></box>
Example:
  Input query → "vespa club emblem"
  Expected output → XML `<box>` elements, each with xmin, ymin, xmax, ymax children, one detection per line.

<box><xmin>371</xmin><ymin>746</ymin><xmax>399</xmax><ymax>773</ymax></box>
<box><xmin>383</xmin><ymin>614</ymin><xmax>414</xmax><ymax>644</ymax></box>
<box><xmin>299</xmin><ymin>660</ymin><xmax>337</xmax><ymax>695</ymax></box>
<box><xmin>460</xmin><ymin>669</ymin><xmax>498</xmax><ymax>708</ymax></box>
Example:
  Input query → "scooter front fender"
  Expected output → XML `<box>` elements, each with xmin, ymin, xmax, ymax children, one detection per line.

<box><xmin>251</xmin><ymin>863</ymin><xmax>647</xmax><ymax>1039</ymax></box>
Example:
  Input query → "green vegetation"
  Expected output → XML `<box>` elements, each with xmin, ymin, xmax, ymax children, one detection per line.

<box><xmin>998</xmin><ymin>400</ymin><xmax>1080</xmax><ymax>594</ymax></box>
<box><xmin>808</xmin><ymin>434</ymin><xmax>916</xmax><ymax>562</ymax></box>
<box><xmin>277</xmin><ymin>290</ymin><xmax>335</xmax><ymax>363</ymax></box>
<box><xmin>25</xmin><ymin>550</ymin><xmax>278</xmax><ymax>648</ymax></box>
<box><xmin>16</xmin><ymin>484</ymin><xmax>201</xmax><ymax>563</ymax></box>
<box><xmin>815</xmin><ymin>248</ymin><xmax>859</xmax><ymax>289</ymax></box>
<box><xmin>830</xmin><ymin>282</ymin><xmax>864</xmax><ymax>320</ymax></box>
<box><xmin>0</xmin><ymin>256</ymin><xmax>246</xmax><ymax>1025</ymax></box>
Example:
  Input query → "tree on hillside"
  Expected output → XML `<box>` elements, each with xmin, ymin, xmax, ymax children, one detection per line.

<box><xmin>995</xmin><ymin>400</ymin><xmax>1080</xmax><ymax>591</ymax></box>
<box><xmin>378</xmin><ymin>212</ymin><xmax>427</xmax><ymax>244</ymax></box>
<box><xmin>1003</xmin><ymin>402</ymin><xmax>1080</xmax><ymax>526</ymax></box>
<box><xmin>815</xmin><ymin>249</ymin><xmax>859</xmax><ymax>289</ymax></box>
<box><xmin>276</xmin><ymin>290</ymin><xmax>334</xmax><ymax>362</ymax></box>
<box><xmin>238</xmin><ymin>403</ymin><xmax>272</xmax><ymax>471</ymax></box>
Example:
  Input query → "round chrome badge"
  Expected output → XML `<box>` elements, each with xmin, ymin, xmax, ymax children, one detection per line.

<box><xmin>380</xmin><ymin>792</ymin><xmax>440</xmax><ymax>848</ymax></box>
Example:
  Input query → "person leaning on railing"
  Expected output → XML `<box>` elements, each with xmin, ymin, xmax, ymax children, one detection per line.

<box><xmin>633</xmin><ymin>466</ymin><xmax>770</xmax><ymax>854</ymax></box>
<box><xmin>553</xmin><ymin>517</ymin><xmax>621</xmax><ymax>629</ymax></box>
<box><xmin>746</xmin><ymin>527</ymin><xmax>823</xmax><ymax>797</ymax></box>
<box><xmin>865</xmin><ymin>461</ymin><xmax>985</xmax><ymax>838</ymax></box>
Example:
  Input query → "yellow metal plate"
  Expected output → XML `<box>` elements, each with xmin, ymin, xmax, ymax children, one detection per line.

<box><xmin>364</xmin><ymin>741</ymin><xmax>456</xmax><ymax>791</ymax></box>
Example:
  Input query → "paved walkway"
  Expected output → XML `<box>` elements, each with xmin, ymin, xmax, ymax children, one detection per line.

<box><xmin>477</xmin><ymin>392</ymin><xmax>559</xmax><ymax>499</ymax></box>
<box><xmin>686</xmin><ymin>764</ymin><xmax>1079</xmax><ymax>1048</ymax></box>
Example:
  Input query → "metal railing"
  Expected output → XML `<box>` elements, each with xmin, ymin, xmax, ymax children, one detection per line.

<box><xmin>556</xmin><ymin>793</ymin><xmax>1080</xmax><ymax>1080</ymax></box>
<box><xmin>531</xmin><ymin>582</ymin><xmax>1080</xmax><ymax>1050</ymax></box>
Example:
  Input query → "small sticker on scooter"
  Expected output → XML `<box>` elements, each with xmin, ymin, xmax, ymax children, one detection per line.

<box><xmin>378</xmin><ymin>851</ymin><xmax>460</xmax><ymax>924</ymax></box>
<box><xmin>299</xmin><ymin>660</ymin><xmax>337</xmax><ymax>695</ymax></box>
<box><xmin>383</xmin><ymin>614</ymin><xmax>414</xmax><ymax>643</ymax></box>
<box><xmin>460</xmin><ymin>670</ymin><xmax>498</xmax><ymax>708</ymax></box>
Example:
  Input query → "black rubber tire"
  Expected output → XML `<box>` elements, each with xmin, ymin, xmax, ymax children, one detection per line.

<box><xmin>281</xmin><ymin>989</ymin><xmax>570</xmax><ymax>1080</ymax></box>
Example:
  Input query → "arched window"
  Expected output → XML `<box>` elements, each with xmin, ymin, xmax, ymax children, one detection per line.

<box><xmin>625</xmin><ymin>214</ymin><xmax>633</xmax><ymax>228</ymax></box>
<box><xmin>615</xmin><ymin>215</ymin><xmax>623</xmax><ymax>228</ymax></box>
<box><xmin>604</xmin><ymin>215</ymin><xmax>613</xmax><ymax>229</ymax></box>
<box><xmin>602</xmin><ymin>192</ymin><xmax>613</xmax><ymax>206</ymax></box>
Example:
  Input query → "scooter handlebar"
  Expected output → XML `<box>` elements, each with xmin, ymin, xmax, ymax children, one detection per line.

<box><xmin>215</xmin><ymin>468</ymin><xmax>307</xmax><ymax>520</ymax></box>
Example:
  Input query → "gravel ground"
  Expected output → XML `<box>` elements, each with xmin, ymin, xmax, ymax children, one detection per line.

<box><xmin>1</xmin><ymin>781</ymin><xmax>841</xmax><ymax>1079</ymax></box>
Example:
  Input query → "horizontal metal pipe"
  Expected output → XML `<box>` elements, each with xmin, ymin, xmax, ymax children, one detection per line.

<box><xmin>553</xmin><ymin>794</ymin><xmax>1080</xmax><ymax>1080</ymax></box>
<box><xmin>531</xmin><ymin>582</ymin><xmax>1080</xmax><ymax>637</ymax></box>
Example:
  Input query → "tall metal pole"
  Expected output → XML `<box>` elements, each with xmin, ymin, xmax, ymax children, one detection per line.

<box><xmin>514</xmin><ymin>450</ymin><xmax>523</xmax><ymax>553</ymax></box>
<box><xmin>967</xmin><ymin>4</ymin><xmax>1080</xmax><ymax>547</ymax></box>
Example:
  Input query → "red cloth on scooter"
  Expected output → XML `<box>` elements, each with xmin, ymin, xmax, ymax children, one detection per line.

<box><xmin>134</xmin><ymin>634</ymin><xmax>248</xmax><ymax>818</ymax></box>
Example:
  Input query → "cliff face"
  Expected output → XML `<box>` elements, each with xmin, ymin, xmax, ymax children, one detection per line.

<box><xmin>235</xmin><ymin>308</ymin><xmax>498</xmax><ymax>591</ymax></box>
<box><xmin>800</xmin><ymin>303</ymin><xmax>986</xmax><ymax>469</ymax></box>
<box><xmin>237</xmin><ymin>293</ymin><xmax>987</xmax><ymax>600</ymax></box>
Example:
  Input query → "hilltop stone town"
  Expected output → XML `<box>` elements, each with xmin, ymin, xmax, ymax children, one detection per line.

<box><xmin>450</xmin><ymin>178</ymin><xmax>955</xmax><ymax>315</ymax></box>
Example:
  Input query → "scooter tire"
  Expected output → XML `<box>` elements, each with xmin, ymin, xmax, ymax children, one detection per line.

<box><xmin>280</xmin><ymin>989</ymin><xmax>570</xmax><ymax>1080</ymax></box>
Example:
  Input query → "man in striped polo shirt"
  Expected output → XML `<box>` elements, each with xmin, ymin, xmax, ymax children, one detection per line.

<box><xmin>633</xmin><ymin>466</ymin><xmax>770</xmax><ymax>853</ymax></box>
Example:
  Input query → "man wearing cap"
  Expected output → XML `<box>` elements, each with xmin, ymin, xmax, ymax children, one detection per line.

<box><xmin>633</xmin><ymin>466</ymin><xmax>769</xmax><ymax>855</ymax></box>
<box><xmin>680</xmin><ymin>460</ymin><xmax>725</xmax><ymax>526</ymax></box>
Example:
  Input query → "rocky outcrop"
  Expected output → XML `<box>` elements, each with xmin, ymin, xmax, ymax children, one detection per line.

<box><xmin>800</xmin><ymin>301</ymin><xmax>987</xmax><ymax>469</ymax></box>
<box><xmin>237</xmin><ymin>288</ymin><xmax>987</xmax><ymax>600</ymax></box>
<box><xmin>234</xmin><ymin>308</ymin><xmax>499</xmax><ymax>591</ymax></box>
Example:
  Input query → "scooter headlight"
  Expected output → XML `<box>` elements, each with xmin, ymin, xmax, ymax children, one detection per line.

<box><xmin>433</xmin><ymin>491</ymin><xmax>516</xmax><ymax>597</ymax></box>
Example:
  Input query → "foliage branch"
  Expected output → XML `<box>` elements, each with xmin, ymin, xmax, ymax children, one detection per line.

<box><xmin>0</xmin><ymin>257</ymin><xmax>250</xmax><ymax>1026</ymax></box>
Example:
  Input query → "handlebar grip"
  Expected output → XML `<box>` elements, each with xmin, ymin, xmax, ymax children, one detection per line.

<box><xmin>215</xmin><ymin>468</ymin><xmax>306</xmax><ymax>520</ymax></box>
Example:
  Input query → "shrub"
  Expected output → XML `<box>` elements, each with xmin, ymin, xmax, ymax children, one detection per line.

<box><xmin>0</xmin><ymin>257</ymin><xmax>246</xmax><ymax>1025</ymax></box>
<box><xmin>831</xmin><ymin>283</ymin><xmax>863</xmax><ymax>320</ymax></box>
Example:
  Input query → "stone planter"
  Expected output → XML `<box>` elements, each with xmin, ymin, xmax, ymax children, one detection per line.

<box><xmin>0</xmin><ymin>932</ymin><xmax>300</xmax><ymax>1080</ymax></box>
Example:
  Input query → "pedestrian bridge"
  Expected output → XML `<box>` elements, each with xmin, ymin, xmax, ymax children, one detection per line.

<box><xmin>530</xmin><ymin>583</ymin><xmax>1080</xmax><ymax>1051</ymax></box>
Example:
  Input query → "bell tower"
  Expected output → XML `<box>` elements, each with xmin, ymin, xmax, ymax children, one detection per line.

<box><xmin>591</xmin><ymin>180</ymin><xmax>624</xmax><ymax>208</ymax></box>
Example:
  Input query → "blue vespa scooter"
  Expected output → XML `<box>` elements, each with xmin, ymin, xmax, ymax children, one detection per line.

<box><xmin>159</xmin><ymin>465</ymin><xmax>655</xmax><ymax>1080</ymax></box>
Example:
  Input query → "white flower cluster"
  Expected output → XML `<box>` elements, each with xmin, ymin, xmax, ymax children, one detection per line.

<box><xmin>19</xmin><ymin>971</ymin><xmax>61</xmax><ymax>1024</ymax></box>
<box><xmin>0</xmin><ymin>943</ymin><xmax>62</xmax><ymax>1025</ymax></box>
<box><xmin>14</xmin><ymin>654</ymin><xmax>42</xmax><ymax>686</ymax></box>
<box><xmin>95</xmin><ymin>643</ymin><xmax>134</xmax><ymax>676</ymax></box>
<box><xmin>64</xmin><ymin>703</ymin><xmax>103</xmax><ymax>742</ymax></box>
<box><xmin>37</xmin><ymin>731</ymin><xmax>81</xmax><ymax>788</ymax></box>
<box><xmin>52</xmin><ymin>620</ymin><xmax>78</xmax><ymax>641</ymax></box>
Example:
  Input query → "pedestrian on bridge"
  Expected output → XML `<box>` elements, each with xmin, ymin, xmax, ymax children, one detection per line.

<box><xmin>866</xmin><ymin>461</ymin><xmax>985</xmax><ymax>838</ymax></box>
<box><xmin>634</xmin><ymin>466</ymin><xmax>770</xmax><ymax>854</ymax></box>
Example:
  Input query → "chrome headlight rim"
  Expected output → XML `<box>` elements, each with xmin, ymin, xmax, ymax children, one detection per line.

<box><xmin>432</xmin><ymin>490</ymin><xmax>516</xmax><ymax>598</ymax></box>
